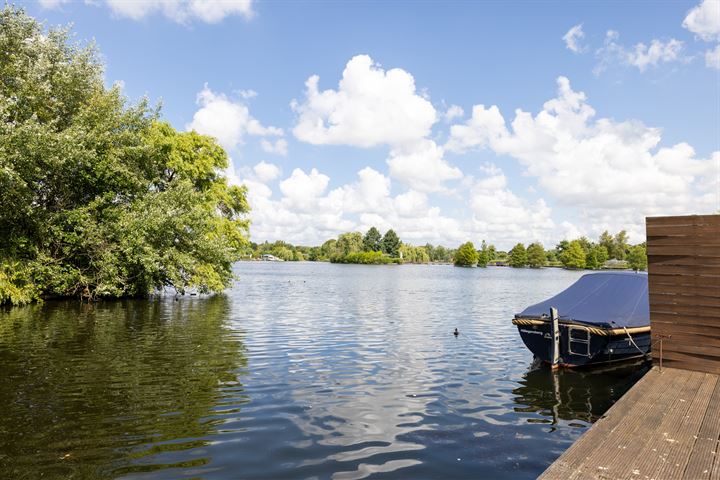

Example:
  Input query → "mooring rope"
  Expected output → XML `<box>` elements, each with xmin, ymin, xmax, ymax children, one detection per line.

<box><xmin>622</xmin><ymin>325</ymin><xmax>647</xmax><ymax>355</ymax></box>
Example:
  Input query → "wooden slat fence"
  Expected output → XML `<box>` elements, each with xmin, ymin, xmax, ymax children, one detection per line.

<box><xmin>647</xmin><ymin>214</ymin><xmax>720</xmax><ymax>374</ymax></box>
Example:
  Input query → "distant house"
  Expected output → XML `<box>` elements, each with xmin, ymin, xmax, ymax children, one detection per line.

<box><xmin>261</xmin><ymin>254</ymin><xmax>284</xmax><ymax>262</ymax></box>
<box><xmin>603</xmin><ymin>258</ymin><xmax>628</xmax><ymax>270</ymax></box>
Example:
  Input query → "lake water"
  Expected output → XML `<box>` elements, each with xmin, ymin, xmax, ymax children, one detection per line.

<box><xmin>0</xmin><ymin>263</ymin><xmax>649</xmax><ymax>479</ymax></box>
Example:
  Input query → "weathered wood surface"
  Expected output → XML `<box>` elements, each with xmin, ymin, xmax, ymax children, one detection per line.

<box><xmin>647</xmin><ymin>214</ymin><xmax>720</xmax><ymax>374</ymax></box>
<box><xmin>540</xmin><ymin>367</ymin><xmax>720</xmax><ymax>480</ymax></box>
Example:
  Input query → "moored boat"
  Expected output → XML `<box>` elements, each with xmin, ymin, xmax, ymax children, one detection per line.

<box><xmin>512</xmin><ymin>272</ymin><xmax>650</xmax><ymax>368</ymax></box>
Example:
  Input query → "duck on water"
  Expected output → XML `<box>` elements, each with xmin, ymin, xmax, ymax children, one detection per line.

<box><xmin>512</xmin><ymin>272</ymin><xmax>651</xmax><ymax>368</ymax></box>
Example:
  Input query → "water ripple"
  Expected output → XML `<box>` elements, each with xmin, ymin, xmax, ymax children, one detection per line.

<box><xmin>0</xmin><ymin>263</ymin><xmax>648</xmax><ymax>479</ymax></box>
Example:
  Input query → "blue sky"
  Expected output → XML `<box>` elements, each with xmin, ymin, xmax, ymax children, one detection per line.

<box><xmin>27</xmin><ymin>0</ymin><xmax>720</xmax><ymax>248</ymax></box>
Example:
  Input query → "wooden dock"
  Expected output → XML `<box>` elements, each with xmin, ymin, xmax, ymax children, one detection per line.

<box><xmin>541</xmin><ymin>366</ymin><xmax>720</xmax><ymax>479</ymax></box>
<box><xmin>541</xmin><ymin>214</ymin><xmax>720</xmax><ymax>479</ymax></box>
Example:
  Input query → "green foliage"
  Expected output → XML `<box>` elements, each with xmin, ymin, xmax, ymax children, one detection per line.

<box><xmin>320</xmin><ymin>239</ymin><xmax>337</xmax><ymax>260</ymax></box>
<box><xmin>599</xmin><ymin>231</ymin><xmax>614</xmax><ymax>258</ymax></box>
<box><xmin>508</xmin><ymin>243</ymin><xmax>528</xmax><ymax>268</ymax></box>
<box><xmin>599</xmin><ymin>230</ymin><xmax>628</xmax><ymax>260</ymax></box>
<box><xmin>0</xmin><ymin>7</ymin><xmax>250</xmax><ymax>304</ymax></box>
<box><xmin>334</xmin><ymin>251</ymin><xmax>394</xmax><ymax>264</ymax></box>
<box><xmin>399</xmin><ymin>244</ymin><xmax>429</xmax><ymax>263</ymax></box>
<box><xmin>454</xmin><ymin>242</ymin><xmax>479</xmax><ymax>267</ymax></box>
<box><xmin>362</xmin><ymin>227</ymin><xmax>382</xmax><ymax>252</ymax></box>
<box><xmin>476</xmin><ymin>240</ymin><xmax>493</xmax><ymax>267</ymax></box>
<box><xmin>585</xmin><ymin>244</ymin><xmax>609</xmax><ymax>270</ymax></box>
<box><xmin>545</xmin><ymin>250</ymin><xmax>559</xmax><ymax>265</ymax></box>
<box><xmin>613</xmin><ymin>231</ymin><xmax>629</xmax><ymax>260</ymax></box>
<box><xmin>425</xmin><ymin>244</ymin><xmax>454</xmax><ymax>263</ymax></box>
<box><xmin>627</xmin><ymin>244</ymin><xmax>648</xmax><ymax>271</ymax></box>
<box><xmin>335</xmin><ymin>232</ymin><xmax>363</xmax><ymax>258</ymax></box>
<box><xmin>381</xmin><ymin>229</ymin><xmax>401</xmax><ymax>257</ymax></box>
<box><xmin>560</xmin><ymin>240</ymin><xmax>587</xmax><ymax>269</ymax></box>
<box><xmin>526</xmin><ymin>242</ymin><xmax>546</xmax><ymax>268</ymax></box>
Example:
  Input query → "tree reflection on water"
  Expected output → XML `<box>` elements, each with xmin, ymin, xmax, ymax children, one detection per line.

<box><xmin>0</xmin><ymin>296</ymin><xmax>247</xmax><ymax>479</ymax></box>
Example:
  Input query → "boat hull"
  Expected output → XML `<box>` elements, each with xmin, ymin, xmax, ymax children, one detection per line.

<box><xmin>514</xmin><ymin>320</ymin><xmax>651</xmax><ymax>367</ymax></box>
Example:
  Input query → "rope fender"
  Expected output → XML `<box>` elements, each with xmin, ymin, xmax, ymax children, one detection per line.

<box><xmin>511</xmin><ymin>318</ymin><xmax>650</xmax><ymax>337</ymax></box>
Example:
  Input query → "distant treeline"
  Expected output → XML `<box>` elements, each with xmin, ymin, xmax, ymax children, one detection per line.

<box><xmin>248</xmin><ymin>228</ymin><xmax>439</xmax><ymax>264</ymax></box>
<box><xmin>454</xmin><ymin>231</ymin><xmax>647</xmax><ymax>271</ymax></box>
<box><xmin>247</xmin><ymin>228</ymin><xmax>647</xmax><ymax>271</ymax></box>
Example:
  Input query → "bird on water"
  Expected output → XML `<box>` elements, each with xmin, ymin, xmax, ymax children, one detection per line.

<box><xmin>454</xmin><ymin>328</ymin><xmax>459</xmax><ymax>337</ymax></box>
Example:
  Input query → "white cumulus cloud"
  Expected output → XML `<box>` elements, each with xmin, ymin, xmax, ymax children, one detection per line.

<box><xmin>187</xmin><ymin>85</ymin><xmax>282</xmax><ymax>152</ymax></box>
<box><xmin>102</xmin><ymin>0</ymin><xmax>253</xmax><ymax>23</ymax></box>
<box><xmin>595</xmin><ymin>31</ymin><xmax>685</xmax><ymax>73</ymax></box>
<box><xmin>563</xmin><ymin>24</ymin><xmax>587</xmax><ymax>53</ymax></box>
<box><xmin>253</xmin><ymin>161</ymin><xmax>281</xmax><ymax>182</ymax></box>
<box><xmin>465</xmin><ymin>164</ymin><xmax>557</xmax><ymax>245</ymax></box>
<box><xmin>443</xmin><ymin>104</ymin><xmax>464</xmax><ymax>123</ymax></box>
<box><xmin>447</xmin><ymin>76</ymin><xmax>719</xmax><ymax>241</ymax></box>
<box><xmin>292</xmin><ymin>54</ymin><xmax>463</xmax><ymax>192</ymax></box>
<box><xmin>260</xmin><ymin>138</ymin><xmax>288</xmax><ymax>156</ymax></box>
<box><xmin>683</xmin><ymin>0</ymin><xmax>720</xmax><ymax>41</ymax></box>
<box><xmin>38</xmin><ymin>0</ymin><xmax>68</xmax><ymax>8</ymax></box>
<box><xmin>292</xmin><ymin>54</ymin><xmax>437</xmax><ymax>148</ymax></box>
<box><xmin>387</xmin><ymin>140</ymin><xmax>462</xmax><ymax>193</ymax></box>
<box><xmin>706</xmin><ymin>44</ymin><xmax>720</xmax><ymax>68</ymax></box>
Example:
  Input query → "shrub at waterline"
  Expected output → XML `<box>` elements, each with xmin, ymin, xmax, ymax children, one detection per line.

<box><xmin>0</xmin><ymin>7</ymin><xmax>250</xmax><ymax>305</ymax></box>
<box><xmin>454</xmin><ymin>242</ymin><xmax>479</xmax><ymax>267</ymax></box>
<box><xmin>508</xmin><ymin>243</ymin><xmax>528</xmax><ymax>267</ymax></box>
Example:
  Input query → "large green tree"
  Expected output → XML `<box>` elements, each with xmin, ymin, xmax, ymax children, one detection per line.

<box><xmin>560</xmin><ymin>240</ymin><xmax>587</xmax><ymax>269</ymax></box>
<box><xmin>599</xmin><ymin>231</ymin><xmax>614</xmax><ymax>258</ymax></box>
<box><xmin>454</xmin><ymin>242</ymin><xmax>479</xmax><ymax>267</ymax></box>
<box><xmin>526</xmin><ymin>242</ymin><xmax>546</xmax><ymax>268</ymax></box>
<box><xmin>335</xmin><ymin>232</ymin><xmax>363</xmax><ymax>257</ymax></box>
<box><xmin>476</xmin><ymin>240</ymin><xmax>494</xmax><ymax>267</ymax></box>
<box><xmin>613</xmin><ymin>230</ymin><xmax>629</xmax><ymax>260</ymax></box>
<box><xmin>585</xmin><ymin>244</ymin><xmax>609</xmax><ymax>269</ymax></box>
<box><xmin>0</xmin><ymin>7</ymin><xmax>250</xmax><ymax>305</ymax></box>
<box><xmin>508</xmin><ymin>243</ymin><xmax>528</xmax><ymax>268</ymax></box>
<box><xmin>627</xmin><ymin>244</ymin><xmax>648</xmax><ymax>271</ymax></box>
<box><xmin>362</xmin><ymin>227</ymin><xmax>382</xmax><ymax>252</ymax></box>
<box><xmin>381</xmin><ymin>229</ymin><xmax>401</xmax><ymax>257</ymax></box>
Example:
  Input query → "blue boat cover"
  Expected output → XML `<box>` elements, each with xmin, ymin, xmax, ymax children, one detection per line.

<box><xmin>516</xmin><ymin>272</ymin><xmax>649</xmax><ymax>328</ymax></box>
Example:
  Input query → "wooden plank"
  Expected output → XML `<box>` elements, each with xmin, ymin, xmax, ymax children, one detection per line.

<box><xmin>649</xmin><ymin>274</ymin><xmax>720</xmax><ymax>288</ymax></box>
<box><xmin>542</xmin><ymin>368</ymin><xmax>720</xmax><ymax>480</ymax></box>
<box><xmin>655</xmin><ymin>374</ymin><xmax>718</xmax><ymax>480</ymax></box>
<box><xmin>649</xmin><ymin>332</ymin><xmax>720</xmax><ymax>349</ymax></box>
<box><xmin>647</xmin><ymin>236</ymin><xmax>720</xmax><ymax>247</ymax></box>
<box><xmin>657</xmin><ymin>344</ymin><xmax>720</xmax><ymax>359</ymax></box>
<box><xmin>539</xmin><ymin>368</ymin><xmax>670</xmax><ymax>479</ymax></box>
<box><xmin>652</xmin><ymin>314</ymin><xmax>720</xmax><ymax>329</ymax></box>
<box><xmin>645</xmin><ymin>214</ymin><xmax>719</xmax><ymax>229</ymax></box>
<box><xmin>651</xmin><ymin>320</ymin><xmax>720</xmax><ymax>336</ymax></box>
<box><xmin>649</xmin><ymin>264</ymin><xmax>720</xmax><ymax>276</ymax></box>
<box><xmin>651</xmin><ymin>293</ymin><xmax>720</xmax><ymax>308</ymax></box>
<box><xmin>624</xmin><ymin>371</ymin><xmax>706</xmax><ymax>479</ymax></box>
<box><xmin>657</xmin><ymin>357</ymin><xmax>720</xmax><ymax>374</ymax></box>
<box><xmin>683</xmin><ymin>379</ymin><xmax>720</xmax><ymax>479</ymax></box>
<box><xmin>712</xmin><ymin>450</ymin><xmax>720</xmax><ymax>480</ymax></box>
<box><xmin>647</xmin><ymin>214</ymin><xmax>720</xmax><ymax>227</ymax></box>
<box><xmin>653</xmin><ymin>351</ymin><xmax>720</xmax><ymax>375</ymax></box>
<box><xmin>541</xmin><ymin>368</ymin><xmax>687</xmax><ymax>480</ymax></box>
<box><xmin>646</xmin><ymin>224</ymin><xmax>720</xmax><ymax>236</ymax></box>
<box><xmin>649</xmin><ymin>283</ymin><xmax>720</xmax><ymax>297</ymax></box>
<box><xmin>651</xmin><ymin>304</ymin><xmax>720</xmax><ymax>318</ymax></box>
<box><xmin>580</xmin><ymin>369</ymin><xmax>694</xmax><ymax>479</ymax></box>
<box><xmin>649</xmin><ymin>255</ymin><xmax>720</xmax><ymax>268</ymax></box>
